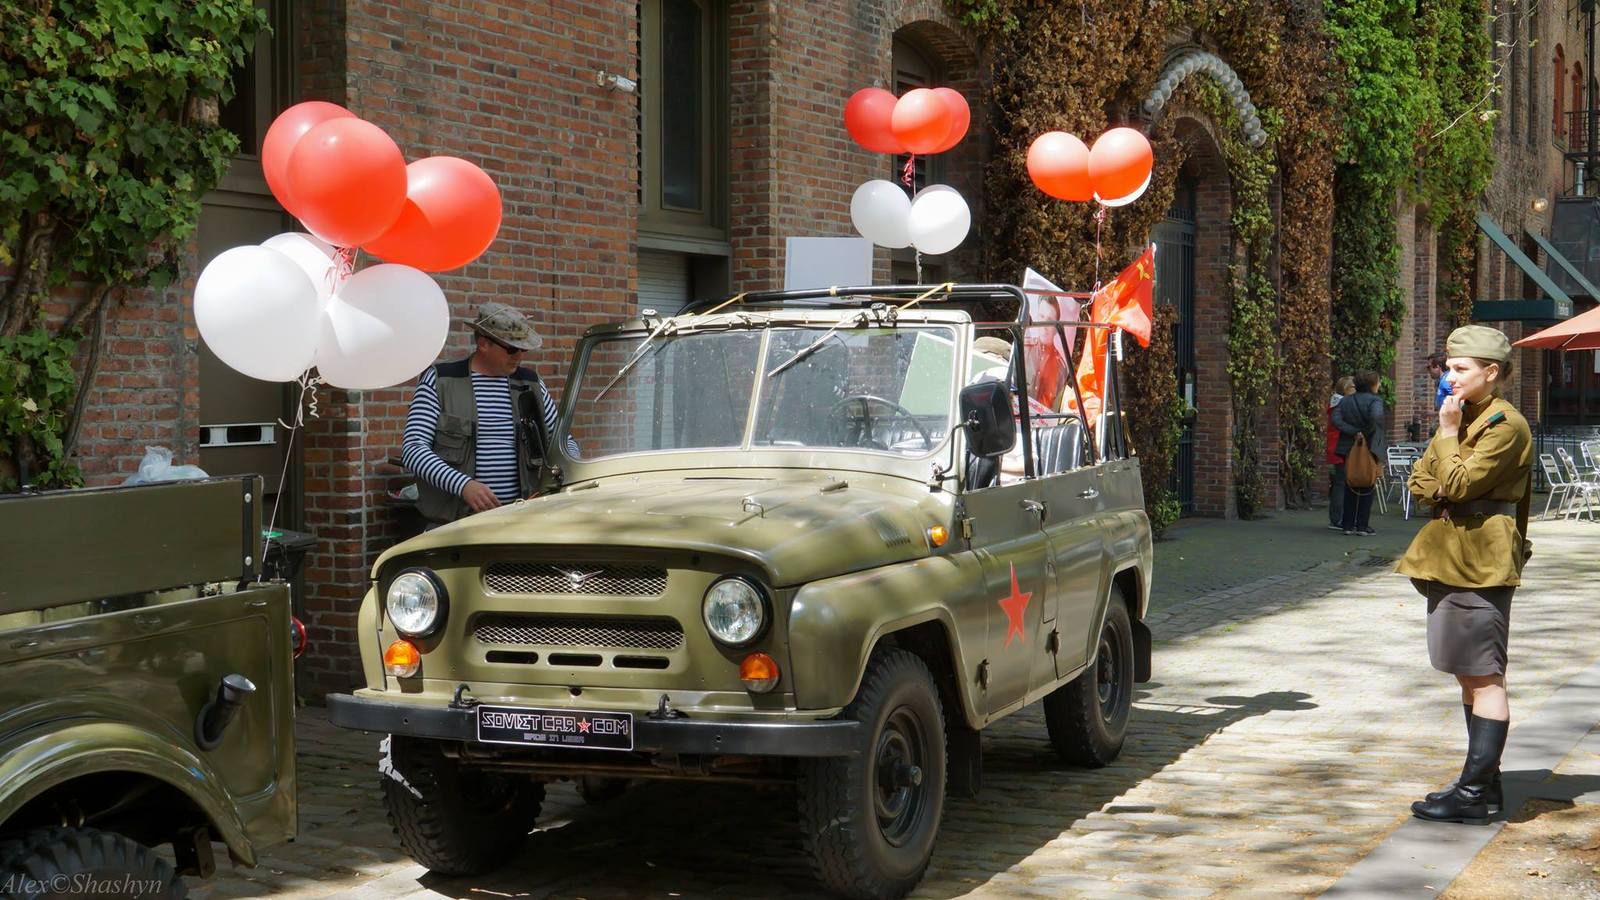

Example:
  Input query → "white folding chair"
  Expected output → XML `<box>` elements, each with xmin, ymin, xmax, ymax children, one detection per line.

<box><xmin>1539</xmin><ymin>454</ymin><xmax>1573</xmax><ymax>519</ymax></box>
<box><xmin>1549</xmin><ymin>450</ymin><xmax>1600</xmax><ymax>520</ymax></box>
<box><xmin>1384</xmin><ymin>447</ymin><xmax>1416</xmax><ymax>519</ymax></box>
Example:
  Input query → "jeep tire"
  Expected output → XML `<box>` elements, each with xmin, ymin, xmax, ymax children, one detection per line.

<box><xmin>797</xmin><ymin>647</ymin><xmax>946</xmax><ymax>900</ymax></box>
<box><xmin>0</xmin><ymin>827</ymin><xmax>186</xmax><ymax>899</ymax></box>
<box><xmin>380</xmin><ymin>735</ymin><xmax>545</xmax><ymax>876</ymax></box>
<box><xmin>1044</xmin><ymin>592</ymin><xmax>1134</xmax><ymax>768</ymax></box>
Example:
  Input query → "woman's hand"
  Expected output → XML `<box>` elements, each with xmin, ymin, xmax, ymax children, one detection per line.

<box><xmin>1438</xmin><ymin>395</ymin><xmax>1462</xmax><ymax>438</ymax></box>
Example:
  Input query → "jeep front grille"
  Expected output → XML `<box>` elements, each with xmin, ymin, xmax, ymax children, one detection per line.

<box><xmin>481</xmin><ymin>562</ymin><xmax>668</xmax><ymax>596</ymax></box>
<box><xmin>473</xmin><ymin>614</ymin><xmax>685</xmax><ymax>651</ymax></box>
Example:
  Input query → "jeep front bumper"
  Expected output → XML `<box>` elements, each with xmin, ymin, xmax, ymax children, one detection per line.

<box><xmin>325</xmin><ymin>693</ymin><xmax>862</xmax><ymax>757</ymax></box>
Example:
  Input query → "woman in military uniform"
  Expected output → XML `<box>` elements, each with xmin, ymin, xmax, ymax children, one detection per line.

<box><xmin>1398</xmin><ymin>325</ymin><xmax>1532</xmax><ymax>825</ymax></box>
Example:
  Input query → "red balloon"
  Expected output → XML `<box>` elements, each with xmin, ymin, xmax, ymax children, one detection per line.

<box><xmin>261</xmin><ymin>101</ymin><xmax>355</xmax><ymax>215</ymax></box>
<box><xmin>928</xmin><ymin>88</ymin><xmax>970</xmax><ymax>153</ymax></box>
<box><xmin>1088</xmin><ymin>127</ymin><xmax>1154</xmax><ymax>202</ymax></box>
<box><xmin>363</xmin><ymin>157</ymin><xmax>503</xmax><ymax>272</ymax></box>
<box><xmin>844</xmin><ymin>87</ymin><xmax>905</xmax><ymax>154</ymax></box>
<box><xmin>892</xmin><ymin>88</ymin><xmax>954</xmax><ymax>154</ymax></box>
<box><xmin>285</xmin><ymin>118</ymin><xmax>407</xmax><ymax>248</ymax></box>
<box><xmin>1027</xmin><ymin>132</ymin><xmax>1093</xmax><ymax>201</ymax></box>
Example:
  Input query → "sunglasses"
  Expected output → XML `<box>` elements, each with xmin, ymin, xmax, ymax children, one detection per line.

<box><xmin>484</xmin><ymin>335</ymin><xmax>526</xmax><ymax>355</ymax></box>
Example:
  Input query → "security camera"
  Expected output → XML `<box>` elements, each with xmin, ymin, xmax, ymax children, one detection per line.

<box><xmin>596</xmin><ymin>71</ymin><xmax>638</xmax><ymax>93</ymax></box>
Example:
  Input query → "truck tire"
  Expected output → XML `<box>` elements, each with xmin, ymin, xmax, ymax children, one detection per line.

<box><xmin>797</xmin><ymin>647</ymin><xmax>946</xmax><ymax>900</ymax></box>
<box><xmin>1043</xmin><ymin>593</ymin><xmax>1134</xmax><ymax>768</ymax></box>
<box><xmin>380</xmin><ymin>735</ymin><xmax>544</xmax><ymax>876</ymax></box>
<box><xmin>0</xmin><ymin>827</ymin><xmax>186</xmax><ymax>899</ymax></box>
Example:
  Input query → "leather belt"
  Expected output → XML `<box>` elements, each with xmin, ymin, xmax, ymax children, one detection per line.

<box><xmin>1433</xmin><ymin>499</ymin><xmax>1518</xmax><ymax>520</ymax></box>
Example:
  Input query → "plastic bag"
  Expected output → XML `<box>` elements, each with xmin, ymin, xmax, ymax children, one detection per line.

<box><xmin>121</xmin><ymin>446</ymin><xmax>209</xmax><ymax>486</ymax></box>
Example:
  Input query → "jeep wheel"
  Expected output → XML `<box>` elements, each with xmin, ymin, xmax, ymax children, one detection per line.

<box><xmin>1043</xmin><ymin>593</ymin><xmax>1134</xmax><ymax>768</ymax></box>
<box><xmin>0</xmin><ymin>827</ymin><xmax>186</xmax><ymax>899</ymax></box>
<box><xmin>380</xmin><ymin>735</ymin><xmax>545</xmax><ymax>876</ymax></box>
<box><xmin>797</xmin><ymin>648</ymin><xmax>946</xmax><ymax>900</ymax></box>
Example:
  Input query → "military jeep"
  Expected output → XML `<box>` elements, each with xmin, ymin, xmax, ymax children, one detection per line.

<box><xmin>0</xmin><ymin>477</ymin><xmax>299</xmax><ymax>898</ymax></box>
<box><xmin>328</xmin><ymin>284</ymin><xmax>1153</xmax><ymax>899</ymax></box>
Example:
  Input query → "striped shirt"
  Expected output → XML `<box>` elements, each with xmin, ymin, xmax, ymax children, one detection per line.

<box><xmin>402</xmin><ymin>366</ymin><xmax>569</xmax><ymax>504</ymax></box>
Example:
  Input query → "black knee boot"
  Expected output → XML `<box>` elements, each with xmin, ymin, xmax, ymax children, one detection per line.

<box><xmin>1412</xmin><ymin>715</ymin><xmax>1509</xmax><ymax>825</ymax></box>
<box><xmin>1423</xmin><ymin>705</ymin><xmax>1503</xmax><ymax>811</ymax></box>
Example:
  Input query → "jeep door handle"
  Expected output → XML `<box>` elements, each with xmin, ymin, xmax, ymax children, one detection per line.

<box><xmin>1077</xmin><ymin>489</ymin><xmax>1099</xmax><ymax>501</ymax></box>
<box><xmin>1020</xmin><ymin>499</ymin><xmax>1046</xmax><ymax>518</ymax></box>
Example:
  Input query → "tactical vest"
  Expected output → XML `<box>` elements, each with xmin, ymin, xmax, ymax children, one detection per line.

<box><xmin>415</xmin><ymin>358</ymin><xmax>544</xmax><ymax>524</ymax></box>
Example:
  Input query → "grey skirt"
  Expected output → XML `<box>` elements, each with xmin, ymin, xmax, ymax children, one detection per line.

<box><xmin>1411</xmin><ymin>579</ymin><xmax>1514</xmax><ymax>676</ymax></box>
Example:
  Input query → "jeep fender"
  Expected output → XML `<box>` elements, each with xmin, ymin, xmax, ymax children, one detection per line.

<box><xmin>0</xmin><ymin>722</ymin><xmax>259</xmax><ymax>866</ymax></box>
<box><xmin>788</xmin><ymin>554</ymin><xmax>985</xmax><ymax>728</ymax></box>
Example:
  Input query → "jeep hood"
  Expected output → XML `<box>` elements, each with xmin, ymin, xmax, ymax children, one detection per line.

<box><xmin>376</xmin><ymin>471</ymin><xmax>953</xmax><ymax>586</ymax></box>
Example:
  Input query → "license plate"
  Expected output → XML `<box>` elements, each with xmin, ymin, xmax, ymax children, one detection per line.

<box><xmin>475</xmin><ymin>704</ymin><xmax>634</xmax><ymax>751</ymax></box>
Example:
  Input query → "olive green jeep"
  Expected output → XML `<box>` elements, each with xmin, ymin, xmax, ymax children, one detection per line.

<box><xmin>0</xmin><ymin>477</ymin><xmax>299</xmax><ymax>899</ymax></box>
<box><xmin>328</xmin><ymin>284</ymin><xmax>1153</xmax><ymax>899</ymax></box>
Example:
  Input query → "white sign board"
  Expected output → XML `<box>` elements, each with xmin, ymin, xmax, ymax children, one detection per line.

<box><xmin>784</xmin><ymin>237</ymin><xmax>873</xmax><ymax>292</ymax></box>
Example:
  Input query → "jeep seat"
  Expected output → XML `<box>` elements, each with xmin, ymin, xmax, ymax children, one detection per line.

<box><xmin>1030</xmin><ymin>416</ymin><xmax>1087</xmax><ymax>476</ymax></box>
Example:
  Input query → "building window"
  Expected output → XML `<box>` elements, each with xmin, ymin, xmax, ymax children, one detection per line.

<box><xmin>640</xmin><ymin>0</ymin><xmax>727</xmax><ymax>245</ymax></box>
<box><xmin>889</xmin><ymin>34</ymin><xmax>947</xmax><ymax>285</ymax></box>
<box><xmin>1555</xmin><ymin>44</ymin><xmax>1566</xmax><ymax>141</ymax></box>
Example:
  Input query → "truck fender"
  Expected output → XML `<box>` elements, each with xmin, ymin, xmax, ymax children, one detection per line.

<box><xmin>0</xmin><ymin>722</ymin><xmax>258</xmax><ymax>866</ymax></box>
<box><xmin>1084</xmin><ymin>564</ymin><xmax>1152</xmax><ymax>683</ymax></box>
<box><xmin>788</xmin><ymin>554</ymin><xmax>985</xmax><ymax>729</ymax></box>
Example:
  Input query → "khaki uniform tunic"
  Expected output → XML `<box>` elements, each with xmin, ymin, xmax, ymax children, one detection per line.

<box><xmin>1396</xmin><ymin>396</ymin><xmax>1533</xmax><ymax>589</ymax></box>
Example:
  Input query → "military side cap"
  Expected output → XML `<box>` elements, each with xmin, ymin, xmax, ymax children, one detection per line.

<box><xmin>463</xmin><ymin>302</ymin><xmax>542</xmax><ymax>351</ymax></box>
<box><xmin>1446</xmin><ymin>325</ymin><xmax>1512</xmax><ymax>363</ymax></box>
<box><xmin>973</xmin><ymin>336</ymin><xmax>1013</xmax><ymax>362</ymax></box>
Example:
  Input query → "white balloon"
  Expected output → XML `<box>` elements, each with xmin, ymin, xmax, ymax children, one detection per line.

<box><xmin>261</xmin><ymin>232</ymin><xmax>339</xmax><ymax>301</ymax></box>
<box><xmin>1095</xmin><ymin>172</ymin><xmax>1152</xmax><ymax>208</ymax></box>
<box><xmin>907</xmin><ymin>186</ymin><xmax>971</xmax><ymax>255</ymax></box>
<box><xmin>314</xmin><ymin>264</ymin><xmax>450</xmax><ymax>390</ymax></box>
<box><xmin>850</xmin><ymin>180</ymin><xmax>912</xmax><ymax>249</ymax></box>
<box><xmin>194</xmin><ymin>246</ymin><xmax>322</xmax><ymax>382</ymax></box>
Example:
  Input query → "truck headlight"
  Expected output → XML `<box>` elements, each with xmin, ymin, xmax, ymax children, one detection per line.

<box><xmin>703</xmin><ymin>576</ymin><xmax>768</xmax><ymax>646</ymax></box>
<box><xmin>386</xmin><ymin>568</ymin><xmax>447</xmax><ymax>638</ymax></box>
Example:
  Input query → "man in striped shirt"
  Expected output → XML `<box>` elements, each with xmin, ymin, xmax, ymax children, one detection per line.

<box><xmin>402</xmin><ymin>303</ymin><xmax>575</xmax><ymax>525</ymax></box>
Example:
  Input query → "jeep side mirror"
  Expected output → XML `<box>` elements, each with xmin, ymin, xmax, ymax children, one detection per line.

<box><xmin>959</xmin><ymin>381</ymin><xmax>1016</xmax><ymax>458</ymax></box>
<box><xmin>515</xmin><ymin>389</ymin><xmax>550</xmax><ymax>466</ymax></box>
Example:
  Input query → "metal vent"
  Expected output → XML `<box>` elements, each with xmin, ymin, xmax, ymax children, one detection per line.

<box><xmin>482</xmin><ymin>562</ymin><xmax>668</xmax><ymax>596</ymax></box>
<box><xmin>474</xmin><ymin>614</ymin><xmax>685</xmax><ymax>651</ymax></box>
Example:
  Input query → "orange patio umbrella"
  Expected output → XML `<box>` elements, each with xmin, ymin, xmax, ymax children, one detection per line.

<box><xmin>1514</xmin><ymin>303</ymin><xmax>1600</xmax><ymax>351</ymax></box>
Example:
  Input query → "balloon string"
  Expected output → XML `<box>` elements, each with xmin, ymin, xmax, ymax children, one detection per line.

<box><xmin>901</xmin><ymin>153</ymin><xmax>916</xmax><ymax>188</ymax></box>
<box><xmin>325</xmin><ymin>247</ymin><xmax>358</xmax><ymax>296</ymax></box>
<box><xmin>261</xmin><ymin>371</ymin><xmax>323</xmax><ymax>580</ymax></box>
<box><xmin>1091</xmin><ymin>206</ymin><xmax>1108</xmax><ymax>306</ymax></box>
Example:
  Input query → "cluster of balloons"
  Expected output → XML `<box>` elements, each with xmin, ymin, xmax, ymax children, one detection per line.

<box><xmin>1026</xmin><ymin>127</ymin><xmax>1154</xmax><ymax>208</ymax></box>
<box><xmin>850</xmin><ymin>181</ymin><xmax>971</xmax><ymax>255</ymax></box>
<box><xmin>843</xmin><ymin>86</ymin><xmax>970</xmax><ymax>155</ymax></box>
<box><xmin>844</xmin><ymin>86</ymin><xmax>974</xmax><ymax>256</ymax></box>
<box><xmin>196</xmin><ymin>102</ymin><xmax>503</xmax><ymax>390</ymax></box>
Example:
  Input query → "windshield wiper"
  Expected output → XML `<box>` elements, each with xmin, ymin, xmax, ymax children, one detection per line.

<box><xmin>595</xmin><ymin>315</ymin><xmax>678</xmax><ymax>403</ymax></box>
<box><xmin>766</xmin><ymin>311</ymin><xmax>868</xmax><ymax>378</ymax></box>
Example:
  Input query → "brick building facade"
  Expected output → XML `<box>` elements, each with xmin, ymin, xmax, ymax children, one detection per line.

<box><xmin>52</xmin><ymin>3</ymin><xmax>1582</xmax><ymax>695</ymax></box>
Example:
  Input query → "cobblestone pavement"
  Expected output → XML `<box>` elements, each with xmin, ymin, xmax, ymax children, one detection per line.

<box><xmin>192</xmin><ymin>518</ymin><xmax>1600</xmax><ymax>899</ymax></box>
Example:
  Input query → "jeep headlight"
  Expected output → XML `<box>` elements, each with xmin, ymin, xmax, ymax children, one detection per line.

<box><xmin>386</xmin><ymin>569</ymin><xmax>447</xmax><ymax>638</ymax></box>
<box><xmin>702</xmin><ymin>576</ymin><xmax>767</xmax><ymax>646</ymax></box>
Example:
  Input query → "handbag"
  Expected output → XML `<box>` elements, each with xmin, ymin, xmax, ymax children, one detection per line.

<box><xmin>1345</xmin><ymin>432</ymin><xmax>1379</xmax><ymax>489</ymax></box>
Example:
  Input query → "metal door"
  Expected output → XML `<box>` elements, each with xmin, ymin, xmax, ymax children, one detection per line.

<box><xmin>959</xmin><ymin>481</ymin><xmax>1051</xmax><ymax>722</ymax></box>
<box><xmin>1154</xmin><ymin>178</ymin><xmax>1197</xmax><ymax>514</ymax></box>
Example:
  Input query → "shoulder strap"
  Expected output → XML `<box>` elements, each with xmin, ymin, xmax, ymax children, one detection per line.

<box><xmin>434</xmin><ymin>357</ymin><xmax>472</xmax><ymax>379</ymax></box>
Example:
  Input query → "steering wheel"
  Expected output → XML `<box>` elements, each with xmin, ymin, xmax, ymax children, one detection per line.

<box><xmin>826</xmin><ymin>394</ymin><xmax>934</xmax><ymax>451</ymax></box>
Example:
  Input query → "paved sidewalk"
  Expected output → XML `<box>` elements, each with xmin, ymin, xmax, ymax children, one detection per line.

<box><xmin>191</xmin><ymin>516</ymin><xmax>1599</xmax><ymax>899</ymax></box>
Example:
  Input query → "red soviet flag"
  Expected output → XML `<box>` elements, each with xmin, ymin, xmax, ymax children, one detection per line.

<box><xmin>1095</xmin><ymin>244</ymin><xmax>1155</xmax><ymax>348</ymax></box>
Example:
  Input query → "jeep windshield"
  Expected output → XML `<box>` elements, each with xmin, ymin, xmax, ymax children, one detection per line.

<box><xmin>562</xmin><ymin>322</ymin><xmax>959</xmax><ymax>460</ymax></box>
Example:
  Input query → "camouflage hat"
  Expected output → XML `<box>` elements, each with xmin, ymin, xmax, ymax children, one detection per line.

<box><xmin>973</xmin><ymin>336</ymin><xmax>1013</xmax><ymax>362</ymax></box>
<box><xmin>1446</xmin><ymin>325</ymin><xmax>1512</xmax><ymax>363</ymax></box>
<box><xmin>464</xmin><ymin>302</ymin><xmax>542</xmax><ymax>352</ymax></box>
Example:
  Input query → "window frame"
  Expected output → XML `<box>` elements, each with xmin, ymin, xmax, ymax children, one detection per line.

<box><xmin>639</xmin><ymin>0</ymin><xmax>729</xmax><ymax>248</ymax></box>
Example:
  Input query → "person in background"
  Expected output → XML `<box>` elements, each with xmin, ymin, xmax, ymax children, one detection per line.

<box><xmin>402</xmin><ymin>302</ymin><xmax>576</xmax><ymax>526</ymax></box>
<box><xmin>1326</xmin><ymin>375</ymin><xmax>1356</xmax><ymax>531</ymax></box>
<box><xmin>1333</xmin><ymin>370</ymin><xmax>1386</xmax><ymax>536</ymax></box>
<box><xmin>1429</xmin><ymin>353</ymin><xmax>1450</xmax><ymax>411</ymax></box>
<box><xmin>1398</xmin><ymin>326</ymin><xmax>1532</xmax><ymax>826</ymax></box>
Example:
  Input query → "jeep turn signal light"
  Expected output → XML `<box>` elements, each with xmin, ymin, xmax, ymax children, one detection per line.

<box><xmin>384</xmin><ymin>639</ymin><xmax>421</xmax><ymax>678</ymax></box>
<box><xmin>740</xmin><ymin>651</ymin><xmax>780</xmax><ymax>693</ymax></box>
<box><xmin>927</xmin><ymin>524</ymin><xmax>950</xmax><ymax>548</ymax></box>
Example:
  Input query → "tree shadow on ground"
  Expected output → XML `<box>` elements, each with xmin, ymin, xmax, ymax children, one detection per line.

<box><xmin>415</xmin><ymin>688</ymin><xmax>1316</xmax><ymax>899</ymax></box>
<box><xmin>1502</xmin><ymin>772</ymin><xmax>1600</xmax><ymax>821</ymax></box>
